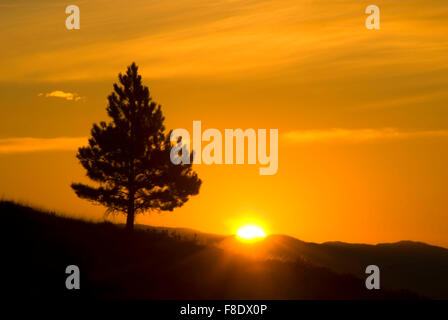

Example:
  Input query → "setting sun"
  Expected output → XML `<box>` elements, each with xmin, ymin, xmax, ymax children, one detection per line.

<box><xmin>236</xmin><ymin>225</ymin><xmax>267</xmax><ymax>241</ymax></box>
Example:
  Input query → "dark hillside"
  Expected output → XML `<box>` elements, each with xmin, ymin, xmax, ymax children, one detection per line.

<box><xmin>220</xmin><ymin>234</ymin><xmax>448</xmax><ymax>299</ymax></box>
<box><xmin>1</xmin><ymin>201</ymin><xmax>419</xmax><ymax>300</ymax></box>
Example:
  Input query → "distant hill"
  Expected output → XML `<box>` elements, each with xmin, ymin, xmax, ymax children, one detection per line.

<box><xmin>217</xmin><ymin>235</ymin><xmax>448</xmax><ymax>299</ymax></box>
<box><xmin>0</xmin><ymin>201</ymin><xmax>423</xmax><ymax>299</ymax></box>
<box><xmin>134</xmin><ymin>226</ymin><xmax>448</xmax><ymax>299</ymax></box>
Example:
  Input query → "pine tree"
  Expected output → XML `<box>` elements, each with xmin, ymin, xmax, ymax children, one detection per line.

<box><xmin>71</xmin><ymin>63</ymin><xmax>201</xmax><ymax>231</ymax></box>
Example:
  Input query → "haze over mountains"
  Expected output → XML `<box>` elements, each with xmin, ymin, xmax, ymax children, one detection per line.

<box><xmin>2</xmin><ymin>201</ymin><xmax>447</xmax><ymax>299</ymax></box>
<box><xmin>219</xmin><ymin>235</ymin><xmax>448</xmax><ymax>299</ymax></box>
<box><xmin>138</xmin><ymin>224</ymin><xmax>448</xmax><ymax>299</ymax></box>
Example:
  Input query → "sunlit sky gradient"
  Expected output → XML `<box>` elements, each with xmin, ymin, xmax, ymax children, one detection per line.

<box><xmin>1</xmin><ymin>0</ymin><xmax>448</xmax><ymax>246</ymax></box>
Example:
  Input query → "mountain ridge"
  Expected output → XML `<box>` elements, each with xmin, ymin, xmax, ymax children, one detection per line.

<box><xmin>1</xmin><ymin>200</ymin><xmax>444</xmax><ymax>299</ymax></box>
<box><xmin>132</xmin><ymin>224</ymin><xmax>448</xmax><ymax>299</ymax></box>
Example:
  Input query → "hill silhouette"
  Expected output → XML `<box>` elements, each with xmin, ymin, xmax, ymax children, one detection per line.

<box><xmin>1</xmin><ymin>201</ymin><xmax>424</xmax><ymax>299</ymax></box>
<box><xmin>134</xmin><ymin>227</ymin><xmax>448</xmax><ymax>299</ymax></box>
<box><xmin>218</xmin><ymin>235</ymin><xmax>448</xmax><ymax>299</ymax></box>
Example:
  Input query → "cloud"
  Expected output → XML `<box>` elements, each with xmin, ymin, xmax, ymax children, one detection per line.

<box><xmin>0</xmin><ymin>137</ymin><xmax>87</xmax><ymax>154</ymax></box>
<box><xmin>283</xmin><ymin>128</ymin><xmax>448</xmax><ymax>144</ymax></box>
<box><xmin>3</xmin><ymin>0</ymin><xmax>447</xmax><ymax>83</ymax></box>
<box><xmin>38</xmin><ymin>91</ymin><xmax>82</xmax><ymax>101</ymax></box>
<box><xmin>2</xmin><ymin>129</ymin><xmax>447</xmax><ymax>154</ymax></box>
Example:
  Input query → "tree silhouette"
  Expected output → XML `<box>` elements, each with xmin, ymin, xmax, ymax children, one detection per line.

<box><xmin>72</xmin><ymin>63</ymin><xmax>201</xmax><ymax>231</ymax></box>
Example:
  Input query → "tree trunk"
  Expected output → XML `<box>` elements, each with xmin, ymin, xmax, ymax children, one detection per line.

<box><xmin>126</xmin><ymin>190</ymin><xmax>135</xmax><ymax>231</ymax></box>
<box><xmin>127</xmin><ymin>107</ymin><xmax>136</xmax><ymax>232</ymax></box>
<box><xmin>126</xmin><ymin>207</ymin><xmax>134</xmax><ymax>231</ymax></box>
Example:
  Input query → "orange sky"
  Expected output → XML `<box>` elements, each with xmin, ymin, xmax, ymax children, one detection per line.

<box><xmin>1</xmin><ymin>0</ymin><xmax>448</xmax><ymax>246</ymax></box>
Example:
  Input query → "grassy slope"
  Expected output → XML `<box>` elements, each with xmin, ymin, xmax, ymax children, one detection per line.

<box><xmin>1</xmin><ymin>201</ymin><xmax>419</xmax><ymax>300</ymax></box>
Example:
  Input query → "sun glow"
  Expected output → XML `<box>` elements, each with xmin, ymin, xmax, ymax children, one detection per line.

<box><xmin>236</xmin><ymin>225</ymin><xmax>266</xmax><ymax>241</ymax></box>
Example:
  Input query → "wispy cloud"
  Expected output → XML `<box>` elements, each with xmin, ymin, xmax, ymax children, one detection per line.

<box><xmin>2</xmin><ymin>129</ymin><xmax>446</xmax><ymax>154</ymax></box>
<box><xmin>38</xmin><ymin>91</ymin><xmax>82</xmax><ymax>101</ymax></box>
<box><xmin>0</xmin><ymin>137</ymin><xmax>87</xmax><ymax>154</ymax></box>
<box><xmin>283</xmin><ymin>128</ymin><xmax>448</xmax><ymax>144</ymax></box>
<box><xmin>3</xmin><ymin>0</ymin><xmax>447</xmax><ymax>82</ymax></box>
